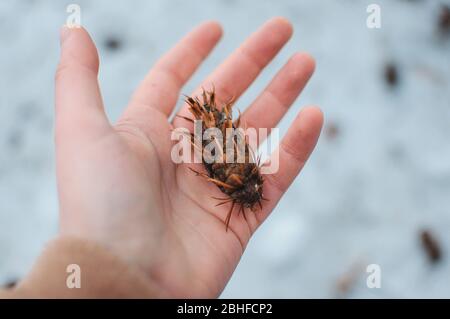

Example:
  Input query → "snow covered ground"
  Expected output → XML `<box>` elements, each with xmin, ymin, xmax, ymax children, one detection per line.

<box><xmin>0</xmin><ymin>0</ymin><xmax>449</xmax><ymax>298</ymax></box>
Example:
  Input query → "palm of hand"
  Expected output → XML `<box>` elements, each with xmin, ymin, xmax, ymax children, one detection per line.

<box><xmin>56</xmin><ymin>18</ymin><xmax>323</xmax><ymax>298</ymax></box>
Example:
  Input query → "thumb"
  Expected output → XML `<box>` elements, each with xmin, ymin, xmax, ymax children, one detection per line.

<box><xmin>55</xmin><ymin>26</ymin><xmax>110</xmax><ymax>145</ymax></box>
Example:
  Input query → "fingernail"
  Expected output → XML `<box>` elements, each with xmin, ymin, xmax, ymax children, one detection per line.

<box><xmin>60</xmin><ymin>25</ymin><xmax>72</xmax><ymax>45</ymax></box>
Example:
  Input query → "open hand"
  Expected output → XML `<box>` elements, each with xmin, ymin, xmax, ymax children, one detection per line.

<box><xmin>55</xmin><ymin>17</ymin><xmax>323</xmax><ymax>298</ymax></box>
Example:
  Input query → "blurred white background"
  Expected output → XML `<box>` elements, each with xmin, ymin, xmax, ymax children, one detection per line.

<box><xmin>0</xmin><ymin>0</ymin><xmax>449</xmax><ymax>297</ymax></box>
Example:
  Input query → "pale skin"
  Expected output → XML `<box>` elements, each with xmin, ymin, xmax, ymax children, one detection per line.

<box><xmin>55</xmin><ymin>17</ymin><xmax>323</xmax><ymax>298</ymax></box>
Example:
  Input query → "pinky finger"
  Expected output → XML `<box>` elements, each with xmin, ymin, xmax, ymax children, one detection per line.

<box><xmin>257</xmin><ymin>106</ymin><xmax>324</xmax><ymax>224</ymax></box>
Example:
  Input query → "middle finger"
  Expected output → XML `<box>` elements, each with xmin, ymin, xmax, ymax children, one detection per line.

<box><xmin>173</xmin><ymin>17</ymin><xmax>293</xmax><ymax>127</ymax></box>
